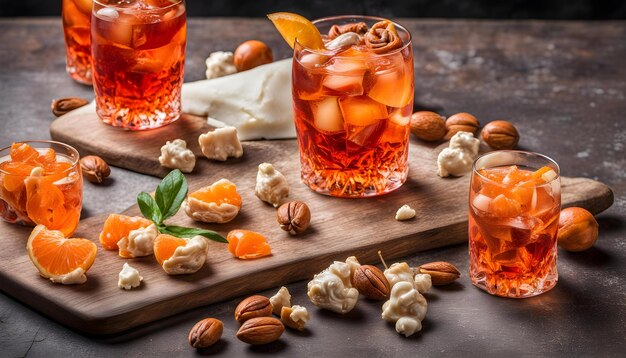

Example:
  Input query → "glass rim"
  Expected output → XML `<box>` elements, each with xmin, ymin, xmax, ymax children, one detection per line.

<box><xmin>92</xmin><ymin>0</ymin><xmax>184</xmax><ymax>11</ymax></box>
<box><xmin>295</xmin><ymin>15</ymin><xmax>412</xmax><ymax>57</ymax></box>
<box><xmin>0</xmin><ymin>140</ymin><xmax>80</xmax><ymax>175</ymax></box>
<box><xmin>472</xmin><ymin>150</ymin><xmax>561</xmax><ymax>187</ymax></box>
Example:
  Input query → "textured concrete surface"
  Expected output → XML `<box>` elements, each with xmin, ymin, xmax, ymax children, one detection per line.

<box><xmin>0</xmin><ymin>18</ymin><xmax>625</xmax><ymax>357</ymax></box>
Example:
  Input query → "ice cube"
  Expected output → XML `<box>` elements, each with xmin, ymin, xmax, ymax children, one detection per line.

<box><xmin>389</xmin><ymin>108</ymin><xmax>410</xmax><ymax>126</ymax></box>
<box><xmin>299</xmin><ymin>53</ymin><xmax>327</xmax><ymax>69</ymax></box>
<box><xmin>321</xmin><ymin>55</ymin><xmax>368</xmax><ymax>95</ymax></box>
<box><xmin>366</xmin><ymin>54</ymin><xmax>413</xmax><ymax>108</ymax></box>
<box><xmin>311</xmin><ymin>97</ymin><xmax>344</xmax><ymax>133</ymax></box>
<box><xmin>490</xmin><ymin>194</ymin><xmax>522</xmax><ymax>217</ymax></box>
<box><xmin>346</xmin><ymin>119</ymin><xmax>387</xmax><ymax>148</ymax></box>
<box><xmin>338</xmin><ymin>96</ymin><xmax>388</xmax><ymax>127</ymax></box>
<box><xmin>472</xmin><ymin>194</ymin><xmax>492</xmax><ymax>212</ymax></box>
<box><xmin>96</xmin><ymin>8</ymin><xmax>119</xmax><ymax>21</ymax></box>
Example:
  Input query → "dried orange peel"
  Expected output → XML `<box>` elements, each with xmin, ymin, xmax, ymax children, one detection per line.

<box><xmin>27</xmin><ymin>225</ymin><xmax>97</xmax><ymax>285</ymax></box>
<box><xmin>227</xmin><ymin>229</ymin><xmax>272</xmax><ymax>259</ymax></box>
<box><xmin>267</xmin><ymin>12</ymin><xmax>325</xmax><ymax>50</ymax></box>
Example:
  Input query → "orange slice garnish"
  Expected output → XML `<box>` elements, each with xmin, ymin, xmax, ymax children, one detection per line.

<box><xmin>267</xmin><ymin>12</ymin><xmax>325</xmax><ymax>50</ymax></box>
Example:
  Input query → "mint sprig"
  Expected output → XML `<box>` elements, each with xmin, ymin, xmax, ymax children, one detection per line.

<box><xmin>137</xmin><ymin>170</ymin><xmax>227</xmax><ymax>243</ymax></box>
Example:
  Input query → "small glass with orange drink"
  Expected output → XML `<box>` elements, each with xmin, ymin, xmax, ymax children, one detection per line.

<box><xmin>469</xmin><ymin>151</ymin><xmax>561</xmax><ymax>298</ymax></box>
<box><xmin>62</xmin><ymin>0</ymin><xmax>93</xmax><ymax>84</ymax></box>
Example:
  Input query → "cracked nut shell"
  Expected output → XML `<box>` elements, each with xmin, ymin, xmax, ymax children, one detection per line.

<box><xmin>557</xmin><ymin>207</ymin><xmax>599</xmax><ymax>252</ymax></box>
<box><xmin>410</xmin><ymin>111</ymin><xmax>446</xmax><ymax>142</ymax></box>
<box><xmin>277</xmin><ymin>201</ymin><xmax>311</xmax><ymax>235</ymax></box>
<box><xmin>234</xmin><ymin>295</ymin><xmax>273</xmax><ymax>324</ymax></box>
<box><xmin>481</xmin><ymin>120</ymin><xmax>520</xmax><ymax>150</ymax></box>
<box><xmin>236</xmin><ymin>316</ymin><xmax>284</xmax><ymax>345</ymax></box>
<box><xmin>417</xmin><ymin>261</ymin><xmax>461</xmax><ymax>286</ymax></box>
<box><xmin>188</xmin><ymin>318</ymin><xmax>223</xmax><ymax>349</ymax></box>
<box><xmin>444</xmin><ymin>112</ymin><xmax>480</xmax><ymax>140</ymax></box>
<box><xmin>79</xmin><ymin>155</ymin><xmax>111</xmax><ymax>184</ymax></box>
<box><xmin>352</xmin><ymin>264</ymin><xmax>390</xmax><ymax>300</ymax></box>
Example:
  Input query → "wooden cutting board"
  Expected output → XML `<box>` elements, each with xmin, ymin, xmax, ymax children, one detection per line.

<box><xmin>0</xmin><ymin>113</ymin><xmax>613</xmax><ymax>335</ymax></box>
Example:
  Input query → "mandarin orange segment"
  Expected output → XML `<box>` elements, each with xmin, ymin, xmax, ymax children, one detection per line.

<box><xmin>99</xmin><ymin>214</ymin><xmax>152</xmax><ymax>250</ymax></box>
<box><xmin>190</xmin><ymin>180</ymin><xmax>242</xmax><ymax>208</ymax></box>
<box><xmin>489</xmin><ymin>194</ymin><xmax>522</xmax><ymax>217</ymax></box>
<box><xmin>227</xmin><ymin>229</ymin><xmax>272</xmax><ymax>259</ymax></box>
<box><xmin>25</xmin><ymin>177</ymin><xmax>69</xmax><ymax>233</ymax></box>
<box><xmin>153</xmin><ymin>234</ymin><xmax>187</xmax><ymax>265</ymax></box>
<box><xmin>27</xmin><ymin>225</ymin><xmax>97</xmax><ymax>281</ymax></box>
<box><xmin>10</xmin><ymin>142</ymin><xmax>39</xmax><ymax>163</ymax></box>
<box><xmin>268</xmin><ymin>12</ymin><xmax>325</xmax><ymax>50</ymax></box>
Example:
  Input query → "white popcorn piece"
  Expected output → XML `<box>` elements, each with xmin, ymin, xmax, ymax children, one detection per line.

<box><xmin>307</xmin><ymin>256</ymin><xmax>361</xmax><ymax>314</ymax></box>
<box><xmin>384</xmin><ymin>262</ymin><xmax>415</xmax><ymax>289</ymax></box>
<box><xmin>270</xmin><ymin>286</ymin><xmax>292</xmax><ymax>316</ymax></box>
<box><xmin>161</xmin><ymin>236</ymin><xmax>208</xmax><ymax>275</ymax></box>
<box><xmin>182</xmin><ymin>179</ymin><xmax>241</xmax><ymax>223</ymax></box>
<box><xmin>437</xmin><ymin>131</ymin><xmax>480</xmax><ymax>177</ymax></box>
<box><xmin>117</xmin><ymin>223</ymin><xmax>159</xmax><ymax>258</ymax></box>
<box><xmin>158</xmin><ymin>139</ymin><xmax>196</xmax><ymax>173</ymax></box>
<box><xmin>49</xmin><ymin>268</ymin><xmax>87</xmax><ymax>285</ymax></box>
<box><xmin>255</xmin><ymin>163</ymin><xmax>289</xmax><ymax>207</ymax></box>
<box><xmin>205</xmin><ymin>51</ymin><xmax>237</xmax><ymax>79</ymax></box>
<box><xmin>449</xmin><ymin>131</ymin><xmax>480</xmax><ymax>157</ymax></box>
<box><xmin>118</xmin><ymin>263</ymin><xmax>143</xmax><ymax>290</ymax></box>
<box><xmin>198</xmin><ymin>126</ymin><xmax>244</xmax><ymax>161</ymax></box>
<box><xmin>413</xmin><ymin>273</ymin><xmax>432</xmax><ymax>294</ymax></box>
<box><xmin>395</xmin><ymin>204</ymin><xmax>416</xmax><ymax>221</ymax></box>
<box><xmin>381</xmin><ymin>281</ymin><xmax>428</xmax><ymax>337</ymax></box>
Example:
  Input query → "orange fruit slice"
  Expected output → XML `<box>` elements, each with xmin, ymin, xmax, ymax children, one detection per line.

<box><xmin>153</xmin><ymin>234</ymin><xmax>188</xmax><ymax>265</ymax></box>
<box><xmin>184</xmin><ymin>179</ymin><xmax>242</xmax><ymax>224</ymax></box>
<box><xmin>27</xmin><ymin>225</ymin><xmax>97</xmax><ymax>284</ymax></box>
<box><xmin>267</xmin><ymin>12</ymin><xmax>325</xmax><ymax>50</ymax></box>
<box><xmin>189</xmin><ymin>179</ymin><xmax>242</xmax><ymax>208</ymax></box>
<box><xmin>99</xmin><ymin>214</ymin><xmax>152</xmax><ymax>250</ymax></box>
<box><xmin>227</xmin><ymin>229</ymin><xmax>272</xmax><ymax>259</ymax></box>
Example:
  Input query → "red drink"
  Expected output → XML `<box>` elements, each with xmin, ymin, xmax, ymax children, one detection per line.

<box><xmin>91</xmin><ymin>0</ymin><xmax>186</xmax><ymax>130</ymax></box>
<box><xmin>62</xmin><ymin>0</ymin><xmax>93</xmax><ymax>84</ymax></box>
<box><xmin>469</xmin><ymin>151</ymin><xmax>561</xmax><ymax>298</ymax></box>
<box><xmin>292</xmin><ymin>16</ymin><xmax>413</xmax><ymax>197</ymax></box>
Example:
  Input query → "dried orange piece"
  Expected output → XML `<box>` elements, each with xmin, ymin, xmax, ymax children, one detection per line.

<box><xmin>27</xmin><ymin>225</ymin><xmax>97</xmax><ymax>284</ymax></box>
<box><xmin>184</xmin><ymin>179</ymin><xmax>242</xmax><ymax>223</ymax></box>
<box><xmin>227</xmin><ymin>229</ymin><xmax>272</xmax><ymax>259</ymax></box>
<box><xmin>25</xmin><ymin>176</ymin><xmax>69</xmax><ymax>234</ymax></box>
<box><xmin>153</xmin><ymin>234</ymin><xmax>188</xmax><ymax>265</ymax></box>
<box><xmin>10</xmin><ymin>142</ymin><xmax>39</xmax><ymax>163</ymax></box>
<box><xmin>99</xmin><ymin>214</ymin><xmax>152</xmax><ymax>250</ymax></box>
<box><xmin>267</xmin><ymin>12</ymin><xmax>325</xmax><ymax>50</ymax></box>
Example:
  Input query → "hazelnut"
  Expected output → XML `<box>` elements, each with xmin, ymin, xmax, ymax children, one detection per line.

<box><xmin>234</xmin><ymin>295</ymin><xmax>273</xmax><ymax>324</ymax></box>
<box><xmin>416</xmin><ymin>261</ymin><xmax>461</xmax><ymax>286</ymax></box>
<box><xmin>51</xmin><ymin>97</ymin><xmax>89</xmax><ymax>117</ymax></box>
<box><xmin>277</xmin><ymin>201</ymin><xmax>311</xmax><ymax>235</ymax></box>
<box><xmin>188</xmin><ymin>318</ymin><xmax>223</xmax><ymax>349</ymax></box>
<box><xmin>352</xmin><ymin>265</ymin><xmax>390</xmax><ymax>300</ymax></box>
<box><xmin>481</xmin><ymin>120</ymin><xmax>520</xmax><ymax>150</ymax></box>
<box><xmin>236</xmin><ymin>316</ymin><xmax>284</xmax><ymax>345</ymax></box>
<box><xmin>79</xmin><ymin>155</ymin><xmax>111</xmax><ymax>184</ymax></box>
<box><xmin>234</xmin><ymin>40</ymin><xmax>273</xmax><ymax>72</ymax></box>
<box><xmin>444</xmin><ymin>112</ymin><xmax>479</xmax><ymax>140</ymax></box>
<box><xmin>557</xmin><ymin>207</ymin><xmax>599</xmax><ymax>252</ymax></box>
<box><xmin>410</xmin><ymin>111</ymin><xmax>446</xmax><ymax>142</ymax></box>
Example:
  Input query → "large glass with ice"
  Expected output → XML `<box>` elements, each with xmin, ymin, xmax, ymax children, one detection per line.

<box><xmin>292</xmin><ymin>16</ymin><xmax>414</xmax><ymax>197</ymax></box>
<box><xmin>62</xmin><ymin>0</ymin><xmax>93</xmax><ymax>84</ymax></box>
<box><xmin>469</xmin><ymin>151</ymin><xmax>561</xmax><ymax>298</ymax></box>
<box><xmin>91</xmin><ymin>0</ymin><xmax>186</xmax><ymax>130</ymax></box>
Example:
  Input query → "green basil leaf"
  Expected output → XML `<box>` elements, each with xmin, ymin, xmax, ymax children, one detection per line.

<box><xmin>161</xmin><ymin>225</ymin><xmax>228</xmax><ymax>244</ymax></box>
<box><xmin>137</xmin><ymin>192</ymin><xmax>161</xmax><ymax>223</ymax></box>
<box><xmin>155</xmin><ymin>169</ymin><xmax>188</xmax><ymax>221</ymax></box>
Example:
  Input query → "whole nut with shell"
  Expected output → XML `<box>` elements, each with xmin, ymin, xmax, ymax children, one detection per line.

<box><xmin>277</xmin><ymin>201</ymin><xmax>311</xmax><ymax>235</ymax></box>
<box><xmin>481</xmin><ymin>120</ymin><xmax>520</xmax><ymax>150</ymax></box>
<box><xmin>188</xmin><ymin>318</ymin><xmax>223</xmax><ymax>349</ymax></box>
<box><xmin>79</xmin><ymin>155</ymin><xmax>111</xmax><ymax>184</ymax></box>
<box><xmin>351</xmin><ymin>264</ymin><xmax>390</xmax><ymax>300</ymax></box>
<box><xmin>557</xmin><ymin>207</ymin><xmax>599</xmax><ymax>252</ymax></box>
<box><xmin>444</xmin><ymin>112</ymin><xmax>480</xmax><ymax>140</ymax></box>
<box><xmin>416</xmin><ymin>261</ymin><xmax>461</xmax><ymax>286</ymax></box>
<box><xmin>234</xmin><ymin>40</ymin><xmax>273</xmax><ymax>72</ymax></box>
<box><xmin>234</xmin><ymin>295</ymin><xmax>273</xmax><ymax>324</ymax></box>
<box><xmin>51</xmin><ymin>97</ymin><xmax>89</xmax><ymax>117</ymax></box>
<box><xmin>410</xmin><ymin>111</ymin><xmax>446</xmax><ymax>142</ymax></box>
<box><xmin>236</xmin><ymin>316</ymin><xmax>284</xmax><ymax>345</ymax></box>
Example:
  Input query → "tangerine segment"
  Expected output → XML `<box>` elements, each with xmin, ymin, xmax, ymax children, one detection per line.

<box><xmin>227</xmin><ymin>230</ymin><xmax>272</xmax><ymax>259</ymax></box>
<box><xmin>10</xmin><ymin>142</ymin><xmax>40</xmax><ymax>163</ymax></box>
<box><xmin>25</xmin><ymin>176</ymin><xmax>67</xmax><ymax>231</ymax></box>
<box><xmin>153</xmin><ymin>234</ymin><xmax>187</xmax><ymax>265</ymax></box>
<box><xmin>267</xmin><ymin>12</ymin><xmax>325</xmax><ymax>50</ymax></box>
<box><xmin>99</xmin><ymin>214</ymin><xmax>152</xmax><ymax>250</ymax></box>
<box><xmin>190</xmin><ymin>179</ymin><xmax>242</xmax><ymax>208</ymax></box>
<box><xmin>27</xmin><ymin>225</ymin><xmax>97</xmax><ymax>279</ymax></box>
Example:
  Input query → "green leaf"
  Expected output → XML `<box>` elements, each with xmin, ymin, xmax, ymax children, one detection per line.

<box><xmin>137</xmin><ymin>192</ymin><xmax>162</xmax><ymax>224</ymax></box>
<box><xmin>155</xmin><ymin>169</ymin><xmax>188</xmax><ymax>221</ymax></box>
<box><xmin>160</xmin><ymin>225</ymin><xmax>228</xmax><ymax>244</ymax></box>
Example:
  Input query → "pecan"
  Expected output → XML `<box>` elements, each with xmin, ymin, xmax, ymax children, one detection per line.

<box><xmin>51</xmin><ymin>97</ymin><xmax>89</xmax><ymax>117</ymax></box>
<box><xmin>328</xmin><ymin>22</ymin><xmax>368</xmax><ymax>39</ymax></box>
<box><xmin>365</xmin><ymin>20</ymin><xmax>403</xmax><ymax>54</ymax></box>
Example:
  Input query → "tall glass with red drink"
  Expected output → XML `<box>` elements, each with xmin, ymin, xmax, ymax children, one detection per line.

<box><xmin>62</xmin><ymin>0</ymin><xmax>93</xmax><ymax>84</ymax></box>
<box><xmin>91</xmin><ymin>0</ymin><xmax>186</xmax><ymax>130</ymax></box>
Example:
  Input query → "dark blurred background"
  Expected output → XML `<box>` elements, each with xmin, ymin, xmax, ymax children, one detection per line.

<box><xmin>1</xmin><ymin>0</ymin><xmax>626</xmax><ymax>19</ymax></box>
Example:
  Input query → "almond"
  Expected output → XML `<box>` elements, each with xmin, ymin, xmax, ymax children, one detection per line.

<box><xmin>234</xmin><ymin>295</ymin><xmax>273</xmax><ymax>324</ymax></box>
<box><xmin>481</xmin><ymin>120</ymin><xmax>519</xmax><ymax>150</ymax></box>
<box><xmin>188</xmin><ymin>318</ymin><xmax>223</xmax><ymax>349</ymax></box>
<box><xmin>417</xmin><ymin>261</ymin><xmax>461</xmax><ymax>286</ymax></box>
<box><xmin>410</xmin><ymin>111</ymin><xmax>446</xmax><ymax>142</ymax></box>
<box><xmin>352</xmin><ymin>264</ymin><xmax>390</xmax><ymax>300</ymax></box>
<box><xmin>444</xmin><ymin>112</ymin><xmax>479</xmax><ymax>140</ymax></box>
<box><xmin>236</xmin><ymin>316</ymin><xmax>284</xmax><ymax>345</ymax></box>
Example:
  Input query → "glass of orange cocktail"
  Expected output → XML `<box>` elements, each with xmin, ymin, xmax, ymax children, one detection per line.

<box><xmin>469</xmin><ymin>151</ymin><xmax>561</xmax><ymax>298</ymax></box>
<box><xmin>0</xmin><ymin>141</ymin><xmax>83</xmax><ymax>237</ymax></box>
<box><xmin>292</xmin><ymin>16</ymin><xmax>414</xmax><ymax>197</ymax></box>
<box><xmin>91</xmin><ymin>0</ymin><xmax>186</xmax><ymax>130</ymax></box>
<box><xmin>62</xmin><ymin>0</ymin><xmax>93</xmax><ymax>84</ymax></box>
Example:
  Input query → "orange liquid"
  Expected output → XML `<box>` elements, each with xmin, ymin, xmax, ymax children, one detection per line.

<box><xmin>469</xmin><ymin>165</ymin><xmax>560</xmax><ymax>298</ymax></box>
<box><xmin>292</xmin><ymin>40</ymin><xmax>414</xmax><ymax>197</ymax></box>
<box><xmin>0</xmin><ymin>148</ymin><xmax>82</xmax><ymax>237</ymax></box>
<box><xmin>62</xmin><ymin>0</ymin><xmax>92</xmax><ymax>84</ymax></box>
<box><xmin>91</xmin><ymin>0</ymin><xmax>186</xmax><ymax>130</ymax></box>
